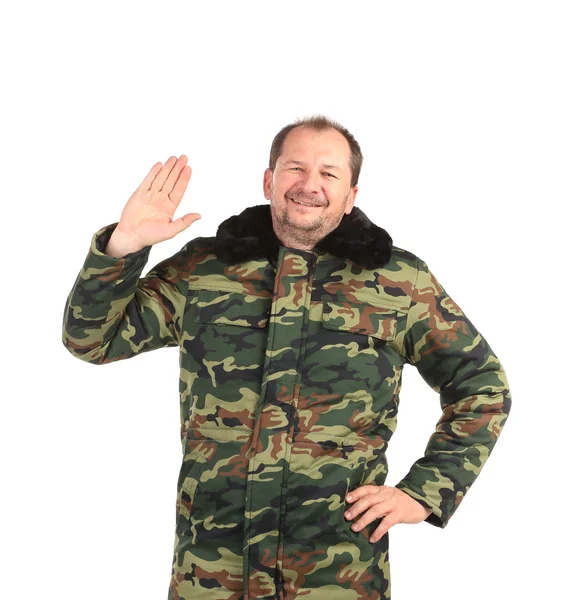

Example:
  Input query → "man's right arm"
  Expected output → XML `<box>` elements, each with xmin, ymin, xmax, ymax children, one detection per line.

<box><xmin>62</xmin><ymin>155</ymin><xmax>201</xmax><ymax>364</ymax></box>
<box><xmin>62</xmin><ymin>223</ymin><xmax>193</xmax><ymax>364</ymax></box>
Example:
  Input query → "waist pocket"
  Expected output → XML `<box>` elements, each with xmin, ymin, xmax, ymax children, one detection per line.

<box><xmin>284</xmin><ymin>433</ymin><xmax>371</xmax><ymax>544</ymax></box>
<box><xmin>175</xmin><ymin>439</ymin><xmax>214</xmax><ymax>534</ymax></box>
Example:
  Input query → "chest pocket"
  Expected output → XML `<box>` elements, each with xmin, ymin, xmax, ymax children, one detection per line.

<box><xmin>321</xmin><ymin>300</ymin><xmax>400</xmax><ymax>341</ymax></box>
<box><xmin>192</xmin><ymin>288</ymin><xmax>272</xmax><ymax>328</ymax></box>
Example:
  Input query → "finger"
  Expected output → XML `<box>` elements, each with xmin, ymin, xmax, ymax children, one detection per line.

<box><xmin>344</xmin><ymin>493</ymin><xmax>384</xmax><ymax>521</ymax></box>
<box><xmin>162</xmin><ymin>155</ymin><xmax>188</xmax><ymax>196</ymax></box>
<box><xmin>138</xmin><ymin>162</ymin><xmax>163</xmax><ymax>192</ymax></box>
<box><xmin>369</xmin><ymin>514</ymin><xmax>399</xmax><ymax>543</ymax></box>
<box><xmin>166</xmin><ymin>213</ymin><xmax>201</xmax><ymax>238</ymax></box>
<box><xmin>167</xmin><ymin>165</ymin><xmax>192</xmax><ymax>207</ymax></box>
<box><xmin>345</xmin><ymin>485</ymin><xmax>381</xmax><ymax>503</ymax></box>
<box><xmin>151</xmin><ymin>156</ymin><xmax>178</xmax><ymax>191</ymax></box>
<box><xmin>350</xmin><ymin>504</ymin><xmax>391</xmax><ymax>533</ymax></box>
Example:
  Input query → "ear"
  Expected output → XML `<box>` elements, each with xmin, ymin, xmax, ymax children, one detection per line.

<box><xmin>263</xmin><ymin>168</ymin><xmax>273</xmax><ymax>200</ymax></box>
<box><xmin>344</xmin><ymin>186</ymin><xmax>358</xmax><ymax>214</ymax></box>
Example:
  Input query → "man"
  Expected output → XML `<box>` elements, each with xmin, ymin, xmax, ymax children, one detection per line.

<box><xmin>62</xmin><ymin>116</ymin><xmax>511</xmax><ymax>599</ymax></box>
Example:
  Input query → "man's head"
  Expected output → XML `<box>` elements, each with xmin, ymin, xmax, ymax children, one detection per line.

<box><xmin>263</xmin><ymin>115</ymin><xmax>363</xmax><ymax>250</ymax></box>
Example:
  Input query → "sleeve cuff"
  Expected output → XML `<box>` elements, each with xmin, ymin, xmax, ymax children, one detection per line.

<box><xmin>395</xmin><ymin>483</ymin><xmax>447</xmax><ymax>529</ymax></box>
<box><xmin>92</xmin><ymin>223</ymin><xmax>152</xmax><ymax>261</ymax></box>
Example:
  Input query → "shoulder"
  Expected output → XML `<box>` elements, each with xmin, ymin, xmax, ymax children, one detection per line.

<box><xmin>371</xmin><ymin>245</ymin><xmax>430</xmax><ymax>309</ymax></box>
<box><xmin>178</xmin><ymin>235</ymin><xmax>216</xmax><ymax>255</ymax></box>
<box><xmin>145</xmin><ymin>236</ymin><xmax>217</xmax><ymax>279</ymax></box>
<box><xmin>388</xmin><ymin>245</ymin><xmax>421</xmax><ymax>267</ymax></box>
<box><xmin>168</xmin><ymin>235</ymin><xmax>218</xmax><ymax>266</ymax></box>
<box><xmin>381</xmin><ymin>244</ymin><xmax>426</xmax><ymax>280</ymax></box>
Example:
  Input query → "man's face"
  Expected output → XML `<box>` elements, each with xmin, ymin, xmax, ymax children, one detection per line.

<box><xmin>263</xmin><ymin>126</ymin><xmax>358</xmax><ymax>248</ymax></box>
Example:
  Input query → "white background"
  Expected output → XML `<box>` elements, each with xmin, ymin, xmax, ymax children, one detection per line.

<box><xmin>1</xmin><ymin>1</ymin><xmax>573</xmax><ymax>598</ymax></box>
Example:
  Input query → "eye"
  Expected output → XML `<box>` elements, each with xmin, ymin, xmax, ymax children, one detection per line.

<box><xmin>323</xmin><ymin>172</ymin><xmax>336</xmax><ymax>178</ymax></box>
<box><xmin>290</xmin><ymin>167</ymin><xmax>303</xmax><ymax>171</ymax></box>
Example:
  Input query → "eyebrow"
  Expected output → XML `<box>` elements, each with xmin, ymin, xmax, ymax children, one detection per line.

<box><xmin>283</xmin><ymin>159</ymin><xmax>342</xmax><ymax>171</ymax></box>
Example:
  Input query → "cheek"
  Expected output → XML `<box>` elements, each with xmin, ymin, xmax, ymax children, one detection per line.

<box><xmin>326</xmin><ymin>189</ymin><xmax>347</xmax><ymax>208</ymax></box>
<box><xmin>274</xmin><ymin>177</ymin><xmax>298</xmax><ymax>198</ymax></box>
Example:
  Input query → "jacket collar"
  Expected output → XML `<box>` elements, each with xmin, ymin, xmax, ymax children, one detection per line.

<box><xmin>214</xmin><ymin>204</ymin><xmax>393</xmax><ymax>269</ymax></box>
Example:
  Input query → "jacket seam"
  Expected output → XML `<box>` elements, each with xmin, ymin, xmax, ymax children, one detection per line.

<box><xmin>189</xmin><ymin>283</ymin><xmax>272</xmax><ymax>296</ymax></box>
<box><xmin>178</xmin><ymin>249</ymin><xmax>193</xmax><ymax>344</ymax></box>
<box><xmin>401</xmin><ymin>257</ymin><xmax>421</xmax><ymax>362</ymax></box>
<box><xmin>100</xmin><ymin>256</ymin><xmax>129</xmax><ymax>361</ymax></box>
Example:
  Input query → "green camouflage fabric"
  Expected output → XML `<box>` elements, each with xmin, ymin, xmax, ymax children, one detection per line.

<box><xmin>62</xmin><ymin>208</ymin><xmax>511</xmax><ymax>599</ymax></box>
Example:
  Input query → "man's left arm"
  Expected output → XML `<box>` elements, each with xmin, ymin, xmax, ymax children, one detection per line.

<box><xmin>345</xmin><ymin>257</ymin><xmax>511</xmax><ymax>539</ymax></box>
<box><xmin>396</xmin><ymin>256</ymin><xmax>512</xmax><ymax>526</ymax></box>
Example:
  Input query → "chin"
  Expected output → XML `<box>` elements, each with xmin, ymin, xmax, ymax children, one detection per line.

<box><xmin>287</xmin><ymin>217</ymin><xmax>324</xmax><ymax>233</ymax></box>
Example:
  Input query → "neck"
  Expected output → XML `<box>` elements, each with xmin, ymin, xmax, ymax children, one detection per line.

<box><xmin>273</xmin><ymin>231</ymin><xmax>317</xmax><ymax>252</ymax></box>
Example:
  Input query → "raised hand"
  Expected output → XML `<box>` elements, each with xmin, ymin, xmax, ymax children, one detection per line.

<box><xmin>105</xmin><ymin>155</ymin><xmax>201</xmax><ymax>257</ymax></box>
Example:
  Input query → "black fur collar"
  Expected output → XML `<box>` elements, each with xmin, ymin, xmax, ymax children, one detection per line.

<box><xmin>214</xmin><ymin>204</ymin><xmax>393</xmax><ymax>269</ymax></box>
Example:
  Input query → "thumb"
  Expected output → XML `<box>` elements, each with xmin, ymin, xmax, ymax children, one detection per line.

<box><xmin>167</xmin><ymin>213</ymin><xmax>201</xmax><ymax>238</ymax></box>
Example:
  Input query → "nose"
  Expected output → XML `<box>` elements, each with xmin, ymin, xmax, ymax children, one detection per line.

<box><xmin>298</xmin><ymin>169</ymin><xmax>322</xmax><ymax>194</ymax></box>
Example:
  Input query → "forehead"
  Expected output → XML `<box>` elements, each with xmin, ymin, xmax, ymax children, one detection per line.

<box><xmin>280</xmin><ymin>126</ymin><xmax>351</xmax><ymax>166</ymax></box>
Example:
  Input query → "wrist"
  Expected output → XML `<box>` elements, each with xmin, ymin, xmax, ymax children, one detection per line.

<box><xmin>105</xmin><ymin>226</ymin><xmax>146</xmax><ymax>257</ymax></box>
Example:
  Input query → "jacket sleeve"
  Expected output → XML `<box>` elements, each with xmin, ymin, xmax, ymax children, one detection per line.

<box><xmin>395</xmin><ymin>257</ymin><xmax>511</xmax><ymax>528</ymax></box>
<box><xmin>62</xmin><ymin>223</ymin><xmax>192</xmax><ymax>364</ymax></box>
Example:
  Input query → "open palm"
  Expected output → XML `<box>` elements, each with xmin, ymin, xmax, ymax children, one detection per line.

<box><xmin>116</xmin><ymin>155</ymin><xmax>200</xmax><ymax>248</ymax></box>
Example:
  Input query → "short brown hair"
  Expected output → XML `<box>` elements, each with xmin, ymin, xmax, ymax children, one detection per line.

<box><xmin>268</xmin><ymin>115</ymin><xmax>363</xmax><ymax>187</ymax></box>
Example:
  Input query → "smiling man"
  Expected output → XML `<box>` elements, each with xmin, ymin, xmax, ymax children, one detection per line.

<box><xmin>63</xmin><ymin>115</ymin><xmax>511</xmax><ymax>599</ymax></box>
<box><xmin>265</xmin><ymin>125</ymin><xmax>358</xmax><ymax>250</ymax></box>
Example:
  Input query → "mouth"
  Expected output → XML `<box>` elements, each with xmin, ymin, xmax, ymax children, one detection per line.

<box><xmin>289</xmin><ymin>197</ymin><xmax>325</xmax><ymax>208</ymax></box>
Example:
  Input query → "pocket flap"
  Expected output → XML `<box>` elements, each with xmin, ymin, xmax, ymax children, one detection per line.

<box><xmin>193</xmin><ymin>289</ymin><xmax>271</xmax><ymax>328</ymax></box>
<box><xmin>322</xmin><ymin>301</ymin><xmax>398</xmax><ymax>341</ymax></box>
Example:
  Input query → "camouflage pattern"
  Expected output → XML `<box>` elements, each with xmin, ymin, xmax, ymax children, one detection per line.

<box><xmin>63</xmin><ymin>219</ymin><xmax>511</xmax><ymax>599</ymax></box>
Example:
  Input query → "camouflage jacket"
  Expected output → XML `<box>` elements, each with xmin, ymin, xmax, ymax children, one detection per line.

<box><xmin>63</xmin><ymin>204</ymin><xmax>511</xmax><ymax>599</ymax></box>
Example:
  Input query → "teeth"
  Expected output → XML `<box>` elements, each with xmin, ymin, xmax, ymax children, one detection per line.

<box><xmin>291</xmin><ymin>198</ymin><xmax>320</xmax><ymax>207</ymax></box>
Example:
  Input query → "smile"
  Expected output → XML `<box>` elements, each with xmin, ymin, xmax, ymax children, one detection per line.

<box><xmin>290</xmin><ymin>197</ymin><xmax>323</xmax><ymax>207</ymax></box>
